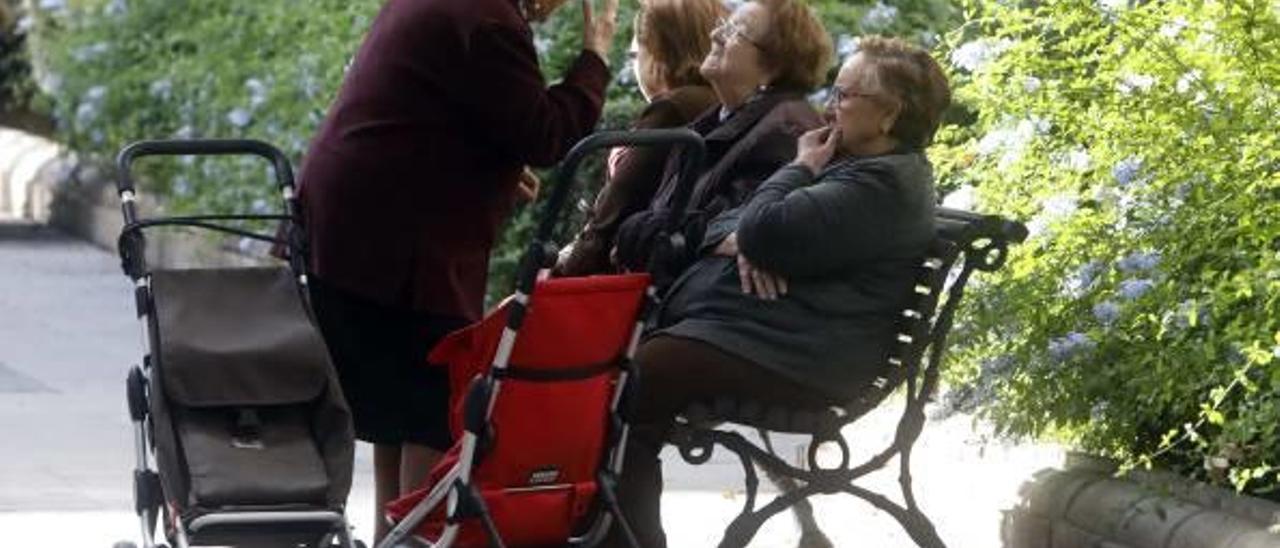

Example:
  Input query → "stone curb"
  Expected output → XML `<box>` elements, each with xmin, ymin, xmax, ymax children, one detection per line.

<box><xmin>1003</xmin><ymin>455</ymin><xmax>1280</xmax><ymax>548</ymax></box>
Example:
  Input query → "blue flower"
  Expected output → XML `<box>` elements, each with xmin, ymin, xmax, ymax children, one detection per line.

<box><xmin>1048</xmin><ymin>332</ymin><xmax>1095</xmax><ymax>363</ymax></box>
<box><xmin>104</xmin><ymin>0</ymin><xmax>127</xmax><ymax>16</ymax></box>
<box><xmin>226</xmin><ymin>108</ymin><xmax>252</xmax><ymax>128</ymax></box>
<box><xmin>1171</xmin><ymin>299</ymin><xmax>1208</xmax><ymax>329</ymax></box>
<box><xmin>1092</xmin><ymin>301</ymin><xmax>1121</xmax><ymax>325</ymax></box>
<box><xmin>1118</xmin><ymin>278</ymin><xmax>1155</xmax><ymax>300</ymax></box>
<box><xmin>980</xmin><ymin>355</ymin><xmax>1015</xmax><ymax>377</ymax></box>
<box><xmin>1112</xmin><ymin>156</ymin><xmax>1145</xmax><ymax>186</ymax></box>
<box><xmin>172</xmin><ymin>176</ymin><xmax>192</xmax><ymax>196</ymax></box>
<box><xmin>860</xmin><ymin>2</ymin><xmax>898</xmax><ymax>30</ymax></box>
<box><xmin>149</xmin><ymin>79</ymin><xmax>173</xmax><ymax>100</ymax></box>
<box><xmin>38</xmin><ymin>0</ymin><xmax>66</xmax><ymax>11</ymax></box>
<box><xmin>1062</xmin><ymin>261</ymin><xmax>1105</xmax><ymax>297</ymax></box>
<box><xmin>836</xmin><ymin>34</ymin><xmax>859</xmax><ymax>58</ymax></box>
<box><xmin>1117</xmin><ymin>251</ymin><xmax>1161</xmax><ymax>274</ymax></box>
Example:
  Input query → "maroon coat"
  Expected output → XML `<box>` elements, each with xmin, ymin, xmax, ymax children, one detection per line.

<box><xmin>298</xmin><ymin>0</ymin><xmax>610</xmax><ymax>320</ymax></box>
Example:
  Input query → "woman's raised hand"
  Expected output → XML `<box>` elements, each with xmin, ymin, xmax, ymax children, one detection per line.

<box><xmin>582</xmin><ymin>0</ymin><xmax>619</xmax><ymax>61</ymax></box>
<box><xmin>795</xmin><ymin>125</ymin><xmax>841</xmax><ymax>173</ymax></box>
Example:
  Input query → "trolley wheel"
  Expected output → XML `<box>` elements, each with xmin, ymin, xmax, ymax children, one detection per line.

<box><xmin>126</xmin><ymin>366</ymin><xmax>148</xmax><ymax>421</ymax></box>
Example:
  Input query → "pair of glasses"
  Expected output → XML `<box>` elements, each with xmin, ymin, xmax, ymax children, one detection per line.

<box><xmin>711</xmin><ymin>17</ymin><xmax>764</xmax><ymax>49</ymax></box>
<box><xmin>828</xmin><ymin>85</ymin><xmax>881</xmax><ymax>104</ymax></box>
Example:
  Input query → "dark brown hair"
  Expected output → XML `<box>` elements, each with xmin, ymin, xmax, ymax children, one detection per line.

<box><xmin>754</xmin><ymin>0</ymin><xmax>834</xmax><ymax>93</ymax></box>
<box><xmin>635</xmin><ymin>0</ymin><xmax>727</xmax><ymax>89</ymax></box>
<box><xmin>856</xmin><ymin>36</ymin><xmax>952</xmax><ymax>148</ymax></box>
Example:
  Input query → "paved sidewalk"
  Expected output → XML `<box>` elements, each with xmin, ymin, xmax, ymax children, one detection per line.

<box><xmin>0</xmin><ymin>222</ymin><xmax>1063</xmax><ymax>547</ymax></box>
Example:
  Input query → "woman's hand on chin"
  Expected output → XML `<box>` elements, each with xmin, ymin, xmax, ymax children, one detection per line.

<box><xmin>795</xmin><ymin>125</ymin><xmax>841</xmax><ymax>173</ymax></box>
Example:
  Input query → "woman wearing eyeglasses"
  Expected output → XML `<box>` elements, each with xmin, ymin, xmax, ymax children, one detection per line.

<box><xmin>295</xmin><ymin>0</ymin><xmax>617</xmax><ymax>542</ymax></box>
<box><xmin>554</xmin><ymin>0</ymin><xmax>727</xmax><ymax>277</ymax></box>
<box><xmin>608</xmin><ymin>0</ymin><xmax>834</xmax><ymax>279</ymax></box>
<box><xmin>605</xmin><ymin>37</ymin><xmax>952</xmax><ymax>547</ymax></box>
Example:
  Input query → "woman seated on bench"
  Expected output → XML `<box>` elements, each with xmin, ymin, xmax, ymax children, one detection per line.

<box><xmin>605</xmin><ymin>37</ymin><xmax>953</xmax><ymax>548</ymax></box>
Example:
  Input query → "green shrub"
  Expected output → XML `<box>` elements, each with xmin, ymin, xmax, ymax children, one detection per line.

<box><xmin>933</xmin><ymin>0</ymin><xmax>1280</xmax><ymax>498</ymax></box>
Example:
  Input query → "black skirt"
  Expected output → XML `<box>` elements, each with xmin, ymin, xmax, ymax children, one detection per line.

<box><xmin>307</xmin><ymin>276</ymin><xmax>468</xmax><ymax>449</ymax></box>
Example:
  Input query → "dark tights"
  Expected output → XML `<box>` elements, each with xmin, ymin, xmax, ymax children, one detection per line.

<box><xmin>604</xmin><ymin>336</ymin><xmax>832</xmax><ymax>547</ymax></box>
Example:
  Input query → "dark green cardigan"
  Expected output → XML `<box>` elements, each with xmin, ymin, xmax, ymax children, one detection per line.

<box><xmin>655</xmin><ymin>152</ymin><xmax>937</xmax><ymax>402</ymax></box>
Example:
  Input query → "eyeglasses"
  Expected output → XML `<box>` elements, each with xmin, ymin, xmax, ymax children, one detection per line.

<box><xmin>711</xmin><ymin>17</ymin><xmax>764</xmax><ymax>49</ymax></box>
<box><xmin>828</xmin><ymin>84</ymin><xmax>881</xmax><ymax>104</ymax></box>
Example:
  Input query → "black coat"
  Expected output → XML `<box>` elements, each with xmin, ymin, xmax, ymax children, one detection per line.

<box><xmin>657</xmin><ymin>152</ymin><xmax>937</xmax><ymax>402</ymax></box>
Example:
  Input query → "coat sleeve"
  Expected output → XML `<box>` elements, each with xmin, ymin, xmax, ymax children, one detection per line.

<box><xmin>736</xmin><ymin>162</ymin><xmax>908</xmax><ymax>278</ymax></box>
<box><xmin>454</xmin><ymin>22</ymin><xmax>610</xmax><ymax>167</ymax></box>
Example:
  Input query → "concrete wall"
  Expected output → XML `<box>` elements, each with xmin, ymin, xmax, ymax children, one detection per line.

<box><xmin>0</xmin><ymin>127</ymin><xmax>270</xmax><ymax>268</ymax></box>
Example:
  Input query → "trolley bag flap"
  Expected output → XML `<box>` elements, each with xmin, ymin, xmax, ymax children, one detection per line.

<box><xmin>151</xmin><ymin>266</ymin><xmax>332</xmax><ymax>407</ymax></box>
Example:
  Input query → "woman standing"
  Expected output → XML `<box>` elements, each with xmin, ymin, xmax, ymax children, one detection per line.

<box><xmin>296</xmin><ymin>0</ymin><xmax>618</xmax><ymax>541</ymax></box>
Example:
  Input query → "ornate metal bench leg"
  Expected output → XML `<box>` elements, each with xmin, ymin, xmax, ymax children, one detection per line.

<box><xmin>758</xmin><ymin>430</ymin><xmax>832</xmax><ymax>548</ymax></box>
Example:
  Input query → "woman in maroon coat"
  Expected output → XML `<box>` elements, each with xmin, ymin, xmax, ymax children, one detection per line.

<box><xmin>296</xmin><ymin>0</ymin><xmax>617</xmax><ymax>540</ymax></box>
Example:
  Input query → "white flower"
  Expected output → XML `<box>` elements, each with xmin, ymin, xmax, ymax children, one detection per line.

<box><xmin>35</xmin><ymin>71</ymin><xmax>63</xmax><ymax>94</ymax></box>
<box><xmin>1118</xmin><ymin>73</ymin><xmax>1156</xmax><ymax>95</ymax></box>
<box><xmin>1022</xmin><ymin>76</ymin><xmax>1043</xmax><ymax>93</ymax></box>
<box><xmin>226</xmin><ymin>108</ymin><xmax>252</xmax><ymax>128</ymax></box>
<box><xmin>1062</xmin><ymin>261</ymin><xmax>1105</xmax><ymax>298</ymax></box>
<box><xmin>1041</xmin><ymin>193</ymin><xmax>1078</xmax><ymax>218</ymax></box>
<box><xmin>950</xmin><ymin>39</ymin><xmax>1012</xmax><ymax>73</ymax></box>
<box><xmin>1097</xmin><ymin>0</ymin><xmax>1128</xmax><ymax>13</ymax></box>
<box><xmin>942</xmin><ymin>185</ymin><xmax>978</xmax><ymax>211</ymax></box>
<box><xmin>1159</xmin><ymin>18</ymin><xmax>1188</xmax><ymax>39</ymax></box>
<box><xmin>1176</xmin><ymin>70</ymin><xmax>1201</xmax><ymax>94</ymax></box>
<box><xmin>861</xmin><ymin>2</ymin><xmax>898</xmax><ymax>30</ymax></box>
<box><xmin>1027</xmin><ymin>193</ymin><xmax>1078</xmax><ymax>239</ymax></box>
<box><xmin>245</xmin><ymin>78</ymin><xmax>269</xmax><ymax>107</ymax></box>
<box><xmin>1058</xmin><ymin>146</ymin><xmax>1091</xmax><ymax>171</ymax></box>
<box><xmin>977</xmin><ymin>118</ymin><xmax>1046</xmax><ymax>167</ymax></box>
<box><xmin>17</xmin><ymin>15</ymin><xmax>35</xmax><ymax>33</ymax></box>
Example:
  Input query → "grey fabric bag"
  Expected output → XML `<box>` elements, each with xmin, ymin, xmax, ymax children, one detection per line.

<box><xmin>148</xmin><ymin>266</ymin><xmax>354</xmax><ymax>514</ymax></box>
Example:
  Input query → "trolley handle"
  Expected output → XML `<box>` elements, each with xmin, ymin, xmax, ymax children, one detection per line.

<box><xmin>116</xmin><ymin>139</ymin><xmax>297</xmax><ymax>225</ymax></box>
<box><xmin>535</xmin><ymin>129</ymin><xmax>705</xmax><ymax>243</ymax></box>
<box><xmin>517</xmin><ymin>129</ymin><xmax>706</xmax><ymax>295</ymax></box>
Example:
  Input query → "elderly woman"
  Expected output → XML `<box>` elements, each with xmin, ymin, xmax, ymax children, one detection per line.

<box><xmin>609</xmin><ymin>0</ymin><xmax>834</xmax><ymax>275</ymax></box>
<box><xmin>607</xmin><ymin>37</ymin><xmax>952</xmax><ymax>547</ymax></box>
<box><xmin>554</xmin><ymin>0</ymin><xmax>726</xmax><ymax>277</ymax></box>
<box><xmin>297</xmin><ymin>0</ymin><xmax>617</xmax><ymax>541</ymax></box>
